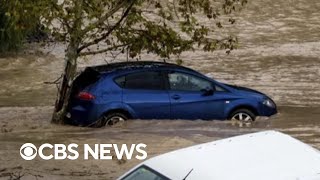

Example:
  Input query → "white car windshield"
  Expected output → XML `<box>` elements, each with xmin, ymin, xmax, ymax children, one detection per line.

<box><xmin>121</xmin><ymin>165</ymin><xmax>169</xmax><ymax>180</ymax></box>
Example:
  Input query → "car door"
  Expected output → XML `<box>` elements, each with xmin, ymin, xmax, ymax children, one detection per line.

<box><xmin>122</xmin><ymin>70</ymin><xmax>171</xmax><ymax>119</ymax></box>
<box><xmin>166</xmin><ymin>71</ymin><xmax>226</xmax><ymax>120</ymax></box>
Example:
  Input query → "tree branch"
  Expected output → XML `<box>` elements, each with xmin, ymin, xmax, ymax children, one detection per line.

<box><xmin>77</xmin><ymin>0</ymin><xmax>136</xmax><ymax>53</ymax></box>
<box><xmin>80</xmin><ymin>0</ymin><xmax>133</xmax><ymax>36</ymax></box>
<box><xmin>50</xmin><ymin>1</ymin><xmax>71</xmax><ymax>31</ymax></box>
<box><xmin>79</xmin><ymin>44</ymin><xmax>129</xmax><ymax>56</ymax></box>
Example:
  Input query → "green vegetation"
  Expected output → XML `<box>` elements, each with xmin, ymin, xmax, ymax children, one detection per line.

<box><xmin>0</xmin><ymin>0</ymin><xmax>46</xmax><ymax>53</ymax></box>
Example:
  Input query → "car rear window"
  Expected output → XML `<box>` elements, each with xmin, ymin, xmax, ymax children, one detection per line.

<box><xmin>115</xmin><ymin>71</ymin><xmax>164</xmax><ymax>90</ymax></box>
<box><xmin>70</xmin><ymin>68</ymin><xmax>100</xmax><ymax>98</ymax></box>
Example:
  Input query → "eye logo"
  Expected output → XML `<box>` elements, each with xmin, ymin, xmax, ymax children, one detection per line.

<box><xmin>20</xmin><ymin>143</ymin><xmax>37</xmax><ymax>160</ymax></box>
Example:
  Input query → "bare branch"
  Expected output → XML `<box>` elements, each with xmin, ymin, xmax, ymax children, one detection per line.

<box><xmin>79</xmin><ymin>44</ymin><xmax>129</xmax><ymax>56</ymax></box>
<box><xmin>77</xmin><ymin>0</ymin><xmax>136</xmax><ymax>53</ymax></box>
<box><xmin>80</xmin><ymin>0</ymin><xmax>133</xmax><ymax>36</ymax></box>
<box><xmin>44</xmin><ymin>74</ymin><xmax>63</xmax><ymax>85</ymax></box>
<box><xmin>50</xmin><ymin>1</ymin><xmax>71</xmax><ymax>31</ymax></box>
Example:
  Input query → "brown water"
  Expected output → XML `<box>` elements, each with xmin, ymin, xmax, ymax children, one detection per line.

<box><xmin>1</xmin><ymin>0</ymin><xmax>320</xmax><ymax>179</ymax></box>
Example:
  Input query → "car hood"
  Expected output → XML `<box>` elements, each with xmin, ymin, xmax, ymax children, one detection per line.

<box><xmin>224</xmin><ymin>83</ymin><xmax>266</xmax><ymax>98</ymax></box>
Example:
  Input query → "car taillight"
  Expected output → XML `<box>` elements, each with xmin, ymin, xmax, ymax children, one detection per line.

<box><xmin>77</xmin><ymin>92</ymin><xmax>95</xmax><ymax>100</ymax></box>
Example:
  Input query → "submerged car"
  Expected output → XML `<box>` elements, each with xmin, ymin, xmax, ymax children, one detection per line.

<box><xmin>67</xmin><ymin>61</ymin><xmax>277</xmax><ymax>126</ymax></box>
<box><xmin>118</xmin><ymin>131</ymin><xmax>320</xmax><ymax>180</ymax></box>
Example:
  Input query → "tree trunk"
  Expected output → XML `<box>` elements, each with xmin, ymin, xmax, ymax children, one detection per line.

<box><xmin>51</xmin><ymin>45</ymin><xmax>78</xmax><ymax>124</ymax></box>
<box><xmin>51</xmin><ymin>0</ymin><xmax>83</xmax><ymax>124</ymax></box>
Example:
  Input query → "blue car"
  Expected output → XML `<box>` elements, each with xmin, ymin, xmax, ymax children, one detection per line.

<box><xmin>67</xmin><ymin>61</ymin><xmax>277</xmax><ymax>127</ymax></box>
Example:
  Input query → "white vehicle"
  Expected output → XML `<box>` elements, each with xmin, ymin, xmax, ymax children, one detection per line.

<box><xmin>118</xmin><ymin>131</ymin><xmax>320</xmax><ymax>180</ymax></box>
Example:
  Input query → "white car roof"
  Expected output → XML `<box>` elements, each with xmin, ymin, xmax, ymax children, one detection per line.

<box><xmin>120</xmin><ymin>131</ymin><xmax>320</xmax><ymax>180</ymax></box>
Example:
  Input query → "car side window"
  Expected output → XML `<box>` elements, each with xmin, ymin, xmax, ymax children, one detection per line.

<box><xmin>116</xmin><ymin>71</ymin><xmax>164</xmax><ymax>90</ymax></box>
<box><xmin>115</xmin><ymin>76</ymin><xmax>125</xmax><ymax>87</ymax></box>
<box><xmin>168</xmin><ymin>72</ymin><xmax>213</xmax><ymax>91</ymax></box>
<box><xmin>215</xmin><ymin>84</ymin><xmax>227</xmax><ymax>92</ymax></box>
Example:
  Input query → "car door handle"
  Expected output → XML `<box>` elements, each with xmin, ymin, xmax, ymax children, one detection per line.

<box><xmin>171</xmin><ymin>94</ymin><xmax>181</xmax><ymax>100</ymax></box>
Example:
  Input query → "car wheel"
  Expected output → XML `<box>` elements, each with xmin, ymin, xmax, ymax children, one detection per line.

<box><xmin>230</xmin><ymin>109</ymin><xmax>256</xmax><ymax>122</ymax></box>
<box><xmin>103</xmin><ymin>112</ymin><xmax>128</xmax><ymax>126</ymax></box>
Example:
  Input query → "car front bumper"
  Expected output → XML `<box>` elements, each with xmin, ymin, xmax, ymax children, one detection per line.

<box><xmin>259</xmin><ymin>103</ymin><xmax>278</xmax><ymax>117</ymax></box>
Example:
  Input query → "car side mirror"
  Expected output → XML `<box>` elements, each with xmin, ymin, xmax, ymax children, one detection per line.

<box><xmin>201</xmin><ymin>88</ymin><xmax>215</xmax><ymax>96</ymax></box>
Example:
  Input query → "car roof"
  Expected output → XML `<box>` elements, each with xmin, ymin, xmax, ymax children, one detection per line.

<box><xmin>86</xmin><ymin>61</ymin><xmax>199</xmax><ymax>74</ymax></box>
<box><xmin>133</xmin><ymin>131</ymin><xmax>320</xmax><ymax>180</ymax></box>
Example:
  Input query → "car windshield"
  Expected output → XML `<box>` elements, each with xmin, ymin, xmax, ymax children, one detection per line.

<box><xmin>121</xmin><ymin>165</ymin><xmax>169</xmax><ymax>180</ymax></box>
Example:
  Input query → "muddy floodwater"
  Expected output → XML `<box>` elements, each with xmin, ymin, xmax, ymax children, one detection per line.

<box><xmin>1</xmin><ymin>0</ymin><xmax>320</xmax><ymax>179</ymax></box>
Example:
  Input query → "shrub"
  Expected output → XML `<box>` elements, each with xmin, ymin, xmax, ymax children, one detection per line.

<box><xmin>0</xmin><ymin>0</ymin><xmax>46</xmax><ymax>53</ymax></box>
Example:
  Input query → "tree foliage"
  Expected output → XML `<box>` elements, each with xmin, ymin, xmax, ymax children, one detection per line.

<box><xmin>0</xmin><ymin>0</ymin><xmax>46</xmax><ymax>53</ymax></box>
<box><xmin>43</xmin><ymin>0</ymin><xmax>247</xmax><ymax>59</ymax></box>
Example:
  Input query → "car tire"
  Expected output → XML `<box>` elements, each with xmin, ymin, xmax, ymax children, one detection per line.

<box><xmin>103</xmin><ymin>112</ymin><xmax>128</xmax><ymax>126</ymax></box>
<box><xmin>229</xmin><ymin>109</ymin><xmax>256</xmax><ymax>122</ymax></box>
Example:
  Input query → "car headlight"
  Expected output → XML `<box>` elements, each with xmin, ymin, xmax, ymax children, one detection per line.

<box><xmin>263</xmin><ymin>99</ymin><xmax>275</xmax><ymax>108</ymax></box>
